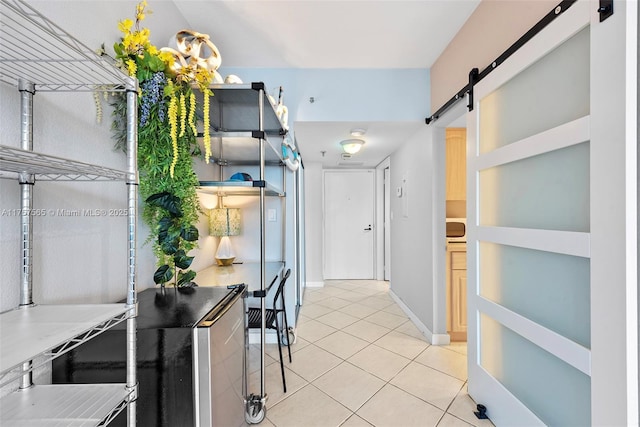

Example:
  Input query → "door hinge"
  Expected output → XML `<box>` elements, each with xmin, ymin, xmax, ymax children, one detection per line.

<box><xmin>598</xmin><ymin>0</ymin><xmax>613</xmax><ymax>22</ymax></box>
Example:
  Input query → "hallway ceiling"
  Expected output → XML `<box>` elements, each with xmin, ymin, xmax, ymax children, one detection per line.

<box><xmin>294</xmin><ymin>121</ymin><xmax>426</xmax><ymax>169</ymax></box>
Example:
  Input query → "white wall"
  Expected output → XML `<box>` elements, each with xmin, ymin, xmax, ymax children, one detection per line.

<box><xmin>386</xmin><ymin>102</ymin><xmax>464</xmax><ymax>344</ymax></box>
<box><xmin>388</xmin><ymin>126</ymin><xmax>440</xmax><ymax>334</ymax></box>
<box><xmin>302</xmin><ymin>162</ymin><xmax>324</xmax><ymax>285</ymax></box>
<box><xmin>218</xmin><ymin>67</ymin><xmax>430</xmax><ymax>123</ymax></box>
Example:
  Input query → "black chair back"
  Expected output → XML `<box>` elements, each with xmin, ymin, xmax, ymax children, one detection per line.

<box><xmin>273</xmin><ymin>269</ymin><xmax>291</xmax><ymax>308</ymax></box>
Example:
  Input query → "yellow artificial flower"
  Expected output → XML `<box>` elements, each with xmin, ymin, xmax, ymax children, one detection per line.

<box><xmin>158</xmin><ymin>50</ymin><xmax>175</xmax><ymax>68</ymax></box>
<box><xmin>140</xmin><ymin>28</ymin><xmax>151</xmax><ymax>46</ymax></box>
<box><xmin>118</xmin><ymin>19</ymin><xmax>133</xmax><ymax>35</ymax></box>
<box><xmin>165</xmin><ymin>79</ymin><xmax>175</xmax><ymax>96</ymax></box>
<box><xmin>126</xmin><ymin>59</ymin><xmax>137</xmax><ymax>77</ymax></box>
<box><xmin>130</xmin><ymin>32</ymin><xmax>143</xmax><ymax>49</ymax></box>
<box><xmin>122</xmin><ymin>33</ymin><xmax>136</xmax><ymax>53</ymax></box>
<box><xmin>175</xmin><ymin>63</ymin><xmax>193</xmax><ymax>84</ymax></box>
<box><xmin>188</xmin><ymin>93</ymin><xmax>197</xmax><ymax>136</ymax></box>
<box><xmin>203</xmin><ymin>90</ymin><xmax>211</xmax><ymax>164</ymax></box>
<box><xmin>148</xmin><ymin>45</ymin><xmax>158</xmax><ymax>56</ymax></box>
<box><xmin>136</xmin><ymin>0</ymin><xmax>148</xmax><ymax>21</ymax></box>
<box><xmin>179</xmin><ymin>92</ymin><xmax>187</xmax><ymax>137</ymax></box>
<box><xmin>168</xmin><ymin>95</ymin><xmax>179</xmax><ymax>178</ymax></box>
<box><xmin>194</xmin><ymin>68</ymin><xmax>213</xmax><ymax>91</ymax></box>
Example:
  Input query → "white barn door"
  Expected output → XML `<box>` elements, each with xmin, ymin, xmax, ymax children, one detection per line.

<box><xmin>466</xmin><ymin>0</ymin><xmax>637</xmax><ymax>425</ymax></box>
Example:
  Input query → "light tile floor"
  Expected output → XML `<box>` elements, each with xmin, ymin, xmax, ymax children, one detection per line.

<box><xmin>248</xmin><ymin>280</ymin><xmax>495</xmax><ymax>427</ymax></box>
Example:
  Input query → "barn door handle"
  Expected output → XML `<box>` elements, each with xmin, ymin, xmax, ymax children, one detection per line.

<box><xmin>364</xmin><ymin>225</ymin><xmax>372</xmax><ymax>231</ymax></box>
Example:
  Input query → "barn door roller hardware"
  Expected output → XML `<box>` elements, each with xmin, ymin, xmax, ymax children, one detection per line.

<box><xmin>598</xmin><ymin>0</ymin><xmax>613</xmax><ymax>22</ymax></box>
<box><xmin>426</xmin><ymin>0</ymin><xmax>580</xmax><ymax>125</ymax></box>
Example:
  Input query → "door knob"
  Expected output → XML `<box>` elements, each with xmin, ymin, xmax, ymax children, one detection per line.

<box><xmin>364</xmin><ymin>225</ymin><xmax>372</xmax><ymax>231</ymax></box>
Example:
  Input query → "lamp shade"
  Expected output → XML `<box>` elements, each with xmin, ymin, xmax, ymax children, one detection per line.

<box><xmin>340</xmin><ymin>139</ymin><xmax>365</xmax><ymax>154</ymax></box>
<box><xmin>209</xmin><ymin>208</ymin><xmax>241</xmax><ymax>237</ymax></box>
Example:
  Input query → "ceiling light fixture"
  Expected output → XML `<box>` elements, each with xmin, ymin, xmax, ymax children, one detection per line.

<box><xmin>340</xmin><ymin>139</ymin><xmax>365</xmax><ymax>154</ymax></box>
<box><xmin>350</xmin><ymin>128</ymin><xmax>367</xmax><ymax>137</ymax></box>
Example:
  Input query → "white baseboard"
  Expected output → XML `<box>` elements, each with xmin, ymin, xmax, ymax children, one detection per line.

<box><xmin>305</xmin><ymin>281</ymin><xmax>325</xmax><ymax>288</ymax></box>
<box><xmin>431</xmin><ymin>333</ymin><xmax>451</xmax><ymax>346</ymax></box>
<box><xmin>248</xmin><ymin>330</ymin><xmax>278</xmax><ymax>344</ymax></box>
<box><xmin>248</xmin><ymin>329</ymin><xmax>298</xmax><ymax>345</ymax></box>
<box><xmin>389</xmin><ymin>290</ymin><xmax>451</xmax><ymax>346</ymax></box>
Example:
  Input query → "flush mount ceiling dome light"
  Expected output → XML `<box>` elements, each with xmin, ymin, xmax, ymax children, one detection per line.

<box><xmin>340</xmin><ymin>139</ymin><xmax>365</xmax><ymax>154</ymax></box>
<box><xmin>350</xmin><ymin>128</ymin><xmax>367</xmax><ymax>137</ymax></box>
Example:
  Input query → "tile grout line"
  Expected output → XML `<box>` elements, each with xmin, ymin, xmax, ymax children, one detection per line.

<box><xmin>300</xmin><ymin>326</ymin><xmax>446</xmax><ymax>425</ymax></box>
<box><xmin>309</xmin><ymin>305</ymin><xmax>468</xmax><ymax>384</ymax></box>
<box><xmin>271</xmin><ymin>282</ymin><xmax>472</xmax><ymax>427</ymax></box>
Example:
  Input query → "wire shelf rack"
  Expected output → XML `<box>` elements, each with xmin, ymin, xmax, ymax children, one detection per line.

<box><xmin>0</xmin><ymin>145</ymin><xmax>129</xmax><ymax>181</ymax></box>
<box><xmin>0</xmin><ymin>0</ymin><xmax>129</xmax><ymax>91</ymax></box>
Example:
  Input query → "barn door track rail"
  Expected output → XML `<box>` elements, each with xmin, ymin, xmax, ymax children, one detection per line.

<box><xmin>425</xmin><ymin>0</ymin><xmax>593</xmax><ymax>125</ymax></box>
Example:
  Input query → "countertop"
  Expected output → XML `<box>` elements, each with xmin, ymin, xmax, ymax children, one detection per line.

<box><xmin>196</xmin><ymin>261</ymin><xmax>285</xmax><ymax>292</ymax></box>
<box><xmin>132</xmin><ymin>286</ymin><xmax>237</xmax><ymax>329</ymax></box>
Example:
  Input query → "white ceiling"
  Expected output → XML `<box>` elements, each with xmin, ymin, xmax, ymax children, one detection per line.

<box><xmin>173</xmin><ymin>1</ymin><xmax>479</xmax><ymax>69</ymax></box>
<box><xmin>294</xmin><ymin>121</ymin><xmax>426</xmax><ymax>168</ymax></box>
<box><xmin>170</xmin><ymin>1</ymin><xmax>479</xmax><ymax>167</ymax></box>
<box><xmin>30</xmin><ymin>0</ymin><xmax>479</xmax><ymax>167</ymax></box>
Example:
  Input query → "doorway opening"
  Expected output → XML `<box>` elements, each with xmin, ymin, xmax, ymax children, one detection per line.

<box><xmin>430</xmin><ymin>101</ymin><xmax>469</xmax><ymax>346</ymax></box>
<box><xmin>444</xmin><ymin>120</ymin><xmax>467</xmax><ymax>343</ymax></box>
<box><xmin>376</xmin><ymin>157</ymin><xmax>391</xmax><ymax>282</ymax></box>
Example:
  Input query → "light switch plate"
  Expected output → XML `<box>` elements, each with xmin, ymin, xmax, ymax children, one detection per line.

<box><xmin>268</xmin><ymin>209</ymin><xmax>277</xmax><ymax>222</ymax></box>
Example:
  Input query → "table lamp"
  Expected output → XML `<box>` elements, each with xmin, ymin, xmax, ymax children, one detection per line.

<box><xmin>209</xmin><ymin>207</ymin><xmax>241</xmax><ymax>266</ymax></box>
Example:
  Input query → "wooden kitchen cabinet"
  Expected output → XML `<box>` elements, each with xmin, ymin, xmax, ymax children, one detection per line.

<box><xmin>446</xmin><ymin>128</ymin><xmax>467</xmax><ymax>201</ymax></box>
<box><xmin>446</xmin><ymin>243</ymin><xmax>467</xmax><ymax>341</ymax></box>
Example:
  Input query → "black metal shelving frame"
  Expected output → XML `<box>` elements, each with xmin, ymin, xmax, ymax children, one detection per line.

<box><xmin>197</xmin><ymin>82</ymin><xmax>287</xmax><ymax>424</ymax></box>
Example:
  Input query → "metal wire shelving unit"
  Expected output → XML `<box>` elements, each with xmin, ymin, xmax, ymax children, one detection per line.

<box><xmin>0</xmin><ymin>0</ymin><xmax>138</xmax><ymax>425</ymax></box>
<box><xmin>0</xmin><ymin>145</ymin><xmax>130</xmax><ymax>181</ymax></box>
<box><xmin>197</xmin><ymin>82</ymin><xmax>288</xmax><ymax>424</ymax></box>
<box><xmin>0</xmin><ymin>0</ymin><xmax>130</xmax><ymax>91</ymax></box>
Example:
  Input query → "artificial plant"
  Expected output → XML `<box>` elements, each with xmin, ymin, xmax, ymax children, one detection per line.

<box><xmin>107</xmin><ymin>0</ymin><xmax>214</xmax><ymax>287</ymax></box>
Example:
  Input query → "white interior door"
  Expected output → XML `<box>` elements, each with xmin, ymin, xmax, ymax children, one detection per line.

<box><xmin>467</xmin><ymin>1</ymin><xmax>637</xmax><ymax>425</ymax></box>
<box><xmin>324</xmin><ymin>170</ymin><xmax>375</xmax><ymax>279</ymax></box>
